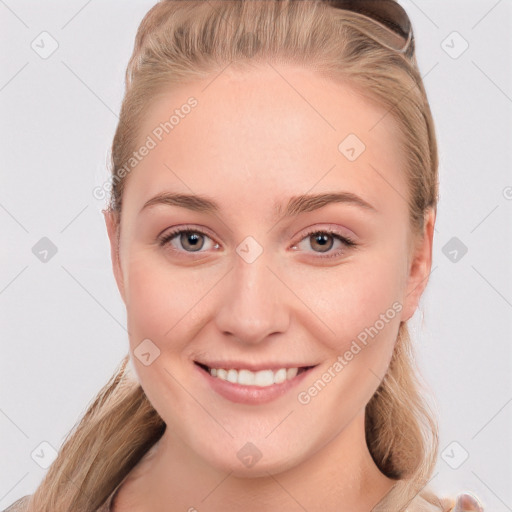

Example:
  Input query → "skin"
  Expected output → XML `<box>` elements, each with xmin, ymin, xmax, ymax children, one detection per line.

<box><xmin>104</xmin><ymin>63</ymin><xmax>435</xmax><ymax>511</ymax></box>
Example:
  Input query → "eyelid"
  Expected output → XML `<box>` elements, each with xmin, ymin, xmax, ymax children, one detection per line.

<box><xmin>293</xmin><ymin>223</ymin><xmax>358</xmax><ymax>245</ymax></box>
<box><xmin>157</xmin><ymin>223</ymin><xmax>217</xmax><ymax>240</ymax></box>
<box><xmin>158</xmin><ymin>223</ymin><xmax>358</xmax><ymax>258</ymax></box>
<box><xmin>157</xmin><ymin>224</ymin><xmax>225</xmax><ymax>250</ymax></box>
<box><xmin>289</xmin><ymin>224</ymin><xmax>358</xmax><ymax>259</ymax></box>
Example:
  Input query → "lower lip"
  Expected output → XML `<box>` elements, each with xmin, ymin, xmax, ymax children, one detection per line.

<box><xmin>194</xmin><ymin>363</ymin><xmax>316</xmax><ymax>405</ymax></box>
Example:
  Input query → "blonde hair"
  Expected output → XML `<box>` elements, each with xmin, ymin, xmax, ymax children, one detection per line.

<box><xmin>28</xmin><ymin>1</ymin><xmax>450</xmax><ymax>510</ymax></box>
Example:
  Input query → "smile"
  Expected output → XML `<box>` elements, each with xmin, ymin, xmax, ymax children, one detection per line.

<box><xmin>195</xmin><ymin>362</ymin><xmax>314</xmax><ymax>386</ymax></box>
<box><xmin>194</xmin><ymin>361</ymin><xmax>318</xmax><ymax>405</ymax></box>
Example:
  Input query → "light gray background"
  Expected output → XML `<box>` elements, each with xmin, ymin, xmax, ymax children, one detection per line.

<box><xmin>1</xmin><ymin>0</ymin><xmax>511</xmax><ymax>509</ymax></box>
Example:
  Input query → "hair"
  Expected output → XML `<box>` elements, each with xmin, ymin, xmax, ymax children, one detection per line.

<box><xmin>26</xmin><ymin>1</ymin><xmax>453</xmax><ymax>510</ymax></box>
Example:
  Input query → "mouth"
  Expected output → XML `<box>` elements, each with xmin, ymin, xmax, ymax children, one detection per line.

<box><xmin>194</xmin><ymin>361</ymin><xmax>318</xmax><ymax>405</ymax></box>
<box><xmin>194</xmin><ymin>361</ymin><xmax>317</xmax><ymax>388</ymax></box>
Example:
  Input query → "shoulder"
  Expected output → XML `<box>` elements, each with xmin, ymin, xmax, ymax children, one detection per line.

<box><xmin>408</xmin><ymin>491</ymin><xmax>484</xmax><ymax>512</ymax></box>
<box><xmin>405</xmin><ymin>493</ymin><xmax>447</xmax><ymax>512</ymax></box>
<box><xmin>2</xmin><ymin>494</ymin><xmax>112</xmax><ymax>512</ymax></box>
<box><xmin>2</xmin><ymin>495</ymin><xmax>31</xmax><ymax>512</ymax></box>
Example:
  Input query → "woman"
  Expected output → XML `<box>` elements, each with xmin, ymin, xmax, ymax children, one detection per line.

<box><xmin>4</xmin><ymin>1</ymin><xmax>485</xmax><ymax>511</ymax></box>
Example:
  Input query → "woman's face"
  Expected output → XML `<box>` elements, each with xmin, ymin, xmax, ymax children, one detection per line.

<box><xmin>105</xmin><ymin>64</ymin><xmax>434</xmax><ymax>476</ymax></box>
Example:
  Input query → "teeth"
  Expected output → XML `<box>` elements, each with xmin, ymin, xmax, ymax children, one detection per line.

<box><xmin>208</xmin><ymin>366</ymin><xmax>301</xmax><ymax>386</ymax></box>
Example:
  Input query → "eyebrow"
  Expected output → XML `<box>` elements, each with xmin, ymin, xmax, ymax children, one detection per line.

<box><xmin>140</xmin><ymin>191</ymin><xmax>377</xmax><ymax>218</ymax></box>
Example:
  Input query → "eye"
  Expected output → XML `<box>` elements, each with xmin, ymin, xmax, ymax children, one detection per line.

<box><xmin>291</xmin><ymin>227</ymin><xmax>358</xmax><ymax>260</ymax></box>
<box><xmin>158</xmin><ymin>226</ymin><xmax>219</xmax><ymax>256</ymax></box>
<box><xmin>157</xmin><ymin>225</ymin><xmax>358</xmax><ymax>260</ymax></box>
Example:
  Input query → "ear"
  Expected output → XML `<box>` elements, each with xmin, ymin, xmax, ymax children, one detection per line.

<box><xmin>103</xmin><ymin>208</ymin><xmax>126</xmax><ymax>305</ymax></box>
<box><xmin>401</xmin><ymin>208</ymin><xmax>436</xmax><ymax>322</ymax></box>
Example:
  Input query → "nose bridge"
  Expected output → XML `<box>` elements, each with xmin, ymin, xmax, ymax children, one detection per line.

<box><xmin>214</xmin><ymin>248</ymin><xmax>289</xmax><ymax>345</ymax></box>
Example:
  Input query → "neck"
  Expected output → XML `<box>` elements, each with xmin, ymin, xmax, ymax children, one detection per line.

<box><xmin>114</xmin><ymin>409</ymin><xmax>396</xmax><ymax>512</ymax></box>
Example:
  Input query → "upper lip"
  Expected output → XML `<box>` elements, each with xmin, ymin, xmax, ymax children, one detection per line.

<box><xmin>194</xmin><ymin>360</ymin><xmax>319</xmax><ymax>372</ymax></box>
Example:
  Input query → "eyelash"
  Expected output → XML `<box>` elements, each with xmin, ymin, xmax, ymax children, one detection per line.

<box><xmin>294</xmin><ymin>227</ymin><xmax>357</xmax><ymax>259</ymax></box>
<box><xmin>157</xmin><ymin>225</ymin><xmax>358</xmax><ymax>260</ymax></box>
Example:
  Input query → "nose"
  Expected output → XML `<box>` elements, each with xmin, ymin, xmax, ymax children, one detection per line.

<box><xmin>214</xmin><ymin>252</ymin><xmax>290</xmax><ymax>346</ymax></box>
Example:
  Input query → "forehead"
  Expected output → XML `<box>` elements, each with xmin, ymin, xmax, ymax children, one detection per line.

<box><xmin>122</xmin><ymin>64</ymin><xmax>408</xmax><ymax>223</ymax></box>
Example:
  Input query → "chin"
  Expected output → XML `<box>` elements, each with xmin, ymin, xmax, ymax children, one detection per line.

<box><xmin>211</xmin><ymin>453</ymin><xmax>303</xmax><ymax>479</ymax></box>
<box><xmin>193</xmin><ymin>436</ymin><xmax>308</xmax><ymax>478</ymax></box>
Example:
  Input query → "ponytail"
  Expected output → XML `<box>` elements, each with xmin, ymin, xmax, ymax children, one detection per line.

<box><xmin>28</xmin><ymin>355</ymin><xmax>165</xmax><ymax>511</ymax></box>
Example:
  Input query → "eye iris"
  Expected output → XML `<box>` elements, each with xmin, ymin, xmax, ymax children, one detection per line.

<box><xmin>310</xmin><ymin>233</ymin><xmax>333</xmax><ymax>253</ymax></box>
<box><xmin>181</xmin><ymin>231</ymin><xmax>204</xmax><ymax>251</ymax></box>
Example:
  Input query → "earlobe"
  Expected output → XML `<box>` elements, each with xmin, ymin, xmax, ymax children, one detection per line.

<box><xmin>102</xmin><ymin>208</ymin><xmax>126</xmax><ymax>304</ymax></box>
<box><xmin>401</xmin><ymin>208</ymin><xmax>436</xmax><ymax>322</ymax></box>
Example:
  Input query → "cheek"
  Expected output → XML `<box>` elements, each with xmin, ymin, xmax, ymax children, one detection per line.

<box><xmin>299</xmin><ymin>256</ymin><xmax>407</xmax><ymax>405</ymax></box>
<box><xmin>123</xmin><ymin>251</ymin><xmax>177</xmax><ymax>337</ymax></box>
<box><xmin>310</xmin><ymin>256</ymin><xmax>405</xmax><ymax>348</ymax></box>
<box><xmin>295</xmin><ymin>263</ymin><xmax>403</xmax><ymax>412</ymax></box>
<box><xmin>123</xmin><ymin>250</ymin><xmax>218</xmax><ymax>347</ymax></box>
<box><xmin>123</xmin><ymin>232</ymin><xmax>407</xmax><ymax>361</ymax></box>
